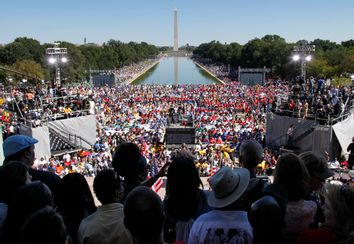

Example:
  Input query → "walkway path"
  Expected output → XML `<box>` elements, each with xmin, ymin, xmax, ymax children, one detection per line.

<box><xmin>125</xmin><ymin>60</ymin><xmax>160</xmax><ymax>85</ymax></box>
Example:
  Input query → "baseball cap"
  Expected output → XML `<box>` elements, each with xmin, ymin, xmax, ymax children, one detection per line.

<box><xmin>3</xmin><ymin>135</ymin><xmax>38</xmax><ymax>157</ymax></box>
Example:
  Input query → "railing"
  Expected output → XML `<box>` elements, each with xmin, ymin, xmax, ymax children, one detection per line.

<box><xmin>49</xmin><ymin>127</ymin><xmax>92</xmax><ymax>152</ymax></box>
<box><xmin>68</xmin><ymin>134</ymin><xmax>92</xmax><ymax>150</ymax></box>
<box><xmin>292</xmin><ymin>125</ymin><xmax>316</xmax><ymax>143</ymax></box>
<box><xmin>274</xmin><ymin>106</ymin><xmax>353</xmax><ymax>126</ymax></box>
<box><xmin>49</xmin><ymin>128</ymin><xmax>77</xmax><ymax>149</ymax></box>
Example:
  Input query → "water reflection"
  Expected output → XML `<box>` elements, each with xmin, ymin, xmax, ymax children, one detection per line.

<box><xmin>133</xmin><ymin>57</ymin><xmax>219</xmax><ymax>85</ymax></box>
<box><xmin>174</xmin><ymin>57</ymin><xmax>178</xmax><ymax>85</ymax></box>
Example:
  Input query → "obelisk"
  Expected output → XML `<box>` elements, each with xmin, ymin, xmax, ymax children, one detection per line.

<box><xmin>173</xmin><ymin>8</ymin><xmax>178</xmax><ymax>52</ymax></box>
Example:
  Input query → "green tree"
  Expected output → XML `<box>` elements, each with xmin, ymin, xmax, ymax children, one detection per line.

<box><xmin>341</xmin><ymin>40</ymin><xmax>354</xmax><ymax>48</ymax></box>
<box><xmin>0</xmin><ymin>42</ymin><xmax>32</xmax><ymax>65</ymax></box>
<box><xmin>12</xmin><ymin>59</ymin><xmax>44</xmax><ymax>80</ymax></box>
<box><xmin>307</xmin><ymin>58</ymin><xmax>335</xmax><ymax>78</ymax></box>
<box><xmin>80</xmin><ymin>44</ymin><xmax>102</xmax><ymax>70</ymax></box>
<box><xmin>311</xmin><ymin>39</ymin><xmax>338</xmax><ymax>52</ymax></box>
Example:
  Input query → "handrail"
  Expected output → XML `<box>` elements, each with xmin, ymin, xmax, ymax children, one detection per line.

<box><xmin>339</xmin><ymin>97</ymin><xmax>350</xmax><ymax>117</ymax></box>
<box><xmin>68</xmin><ymin>133</ymin><xmax>92</xmax><ymax>150</ymax></box>
<box><xmin>49</xmin><ymin>128</ymin><xmax>78</xmax><ymax>149</ymax></box>
<box><xmin>12</xmin><ymin>99</ymin><xmax>25</xmax><ymax>119</ymax></box>
<box><xmin>274</xmin><ymin>104</ymin><xmax>354</xmax><ymax>125</ymax></box>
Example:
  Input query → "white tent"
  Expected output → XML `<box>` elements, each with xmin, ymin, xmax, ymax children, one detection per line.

<box><xmin>332</xmin><ymin>112</ymin><xmax>354</xmax><ymax>156</ymax></box>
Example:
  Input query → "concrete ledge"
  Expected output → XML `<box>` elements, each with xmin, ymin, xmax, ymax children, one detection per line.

<box><xmin>193</xmin><ymin>61</ymin><xmax>225</xmax><ymax>85</ymax></box>
<box><xmin>126</xmin><ymin>60</ymin><xmax>160</xmax><ymax>85</ymax></box>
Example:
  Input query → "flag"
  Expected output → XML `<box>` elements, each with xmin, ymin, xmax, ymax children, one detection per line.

<box><xmin>151</xmin><ymin>177</ymin><xmax>164</xmax><ymax>193</ymax></box>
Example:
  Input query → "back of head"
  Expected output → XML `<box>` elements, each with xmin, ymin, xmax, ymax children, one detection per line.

<box><xmin>19</xmin><ymin>207</ymin><xmax>67</xmax><ymax>244</ymax></box>
<box><xmin>2</xmin><ymin>181</ymin><xmax>53</xmax><ymax>242</ymax></box>
<box><xmin>56</xmin><ymin>173</ymin><xmax>96</xmax><ymax>212</ymax></box>
<box><xmin>124</xmin><ymin>186</ymin><xmax>164</xmax><ymax>244</ymax></box>
<box><xmin>93</xmin><ymin>169</ymin><xmax>122</xmax><ymax>205</ymax></box>
<box><xmin>13</xmin><ymin>181</ymin><xmax>53</xmax><ymax>215</ymax></box>
<box><xmin>167</xmin><ymin>149</ymin><xmax>201</xmax><ymax>191</ymax></box>
<box><xmin>0</xmin><ymin>161</ymin><xmax>29</xmax><ymax>204</ymax></box>
<box><xmin>239</xmin><ymin>140</ymin><xmax>264</xmax><ymax>170</ymax></box>
<box><xmin>166</xmin><ymin>149</ymin><xmax>202</xmax><ymax>220</ymax></box>
<box><xmin>274</xmin><ymin>153</ymin><xmax>310</xmax><ymax>201</ymax></box>
<box><xmin>323</xmin><ymin>184</ymin><xmax>354</xmax><ymax>241</ymax></box>
<box><xmin>112</xmin><ymin>142</ymin><xmax>141</xmax><ymax>177</ymax></box>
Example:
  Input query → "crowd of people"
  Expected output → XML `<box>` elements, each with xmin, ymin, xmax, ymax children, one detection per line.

<box><xmin>1</xmin><ymin>59</ymin><xmax>354</xmax><ymax>243</ymax></box>
<box><xmin>1</xmin><ymin>135</ymin><xmax>354</xmax><ymax>244</ymax></box>
<box><xmin>114</xmin><ymin>59</ymin><xmax>159</xmax><ymax>84</ymax></box>
<box><xmin>1</xmin><ymin>74</ymin><xmax>354</xmax><ymax>178</ymax></box>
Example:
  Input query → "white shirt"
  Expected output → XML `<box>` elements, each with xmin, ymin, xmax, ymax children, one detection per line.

<box><xmin>188</xmin><ymin>210</ymin><xmax>253</xmax><ymax>244</ymax></box>
<box><xmin>77</xmin><ymin>202</ymin><xmax>133</xmax><ymax>244</ymax></box>
<box><xmin>63</xmin><ymin>153</ymin><xmax>71</xmax><ymax>162</ymax></box>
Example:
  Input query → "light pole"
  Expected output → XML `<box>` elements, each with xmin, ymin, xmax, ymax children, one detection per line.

<box><xmin>292</xmin><ymin>41</ymin><xmax>315</xmax><ymax>81</ymax></box>
<box><xmin>46</xmin><ymin>43</ymin><xmax>68</xmax><ymax>87</ymax></box>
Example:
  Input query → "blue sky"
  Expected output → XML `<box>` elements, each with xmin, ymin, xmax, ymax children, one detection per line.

<box><xmin>1</xmin><ymin>0</ymin><xmax>353</xmax><ymax>46</ymax></box>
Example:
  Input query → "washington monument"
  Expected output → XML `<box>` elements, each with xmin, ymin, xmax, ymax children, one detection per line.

<box><xmin>173</xmin><ymin>8</ymin><xmax>178</xmax><ymax>52</ymax></box>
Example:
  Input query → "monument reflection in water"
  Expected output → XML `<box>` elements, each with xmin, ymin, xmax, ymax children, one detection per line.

<box><xmin>133</xmin><ymin>57</ymin><xmax>219</xmax><ymax>85</ymax></box>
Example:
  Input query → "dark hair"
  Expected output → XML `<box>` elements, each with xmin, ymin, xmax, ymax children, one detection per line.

<box><xmin>19</xmin><ymin>207</ymin><xmax>67</xmax><ymax>244</ymax></box>
<box><xmin>55</xmin><ymin>173</ymin><xmax>96</xmax><ymax>241</ymax></box>
<box><xmin>274</xmin><ymin>153</ymin><xmax>310</xmax><ymax>201</ymax></box>
<box><xmin>2</xmin><ymin>181</ymin><xmax>53</xmax><ymax>243</ymax></box>
<box><xmin>0</xmin><ymin>161</ymin><xmax>29</xmax><ymax>204</ymax></box>
<box><xmin>93</xmin><ymin>169</ymin><xmax>122</xmax><ymax>204</ymax></box>
<box><xmin>239</xmin><ymin>140</ymin><xmax>264</xmax><ymax>169</ymax></box>
<box><xmin>165</xmin><ymin>150</ymin><xmax>203</xmax><ymax>221</ymax></box>
<box><xmin>112</xmin><ymin>142</ymin><xmax>148</xmax><ymax>202</ymax></box>
<box><xmin>124</xmin><ymin>186</ymin><xmax>164</xmax><ymax>244</ymax></box>
<box><xmin>112</xmin><ymin>142</ymin><xmax>141</xmax><ymax>177</ymax></box>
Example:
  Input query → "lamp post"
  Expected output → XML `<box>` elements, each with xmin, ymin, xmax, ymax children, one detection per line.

<box><xmin>46</xmin><ymin>43</ymin><xmax>68</xmax><ymax>87</ymax></box>
<box><xmin>292</xmin><ymin>41</ymin><xmax>315</xmax><ymax>81</ymax></box>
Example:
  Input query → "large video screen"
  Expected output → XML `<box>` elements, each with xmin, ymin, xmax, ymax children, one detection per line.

<box><xmin>240</xmin><ymin>73</ymin><xmax>264</xmax><ymax>85</ymax></box>
<box><xmin>166</xmin><ymin>128</ymin><xmax>195</xmax><ymax>144</ymax></box>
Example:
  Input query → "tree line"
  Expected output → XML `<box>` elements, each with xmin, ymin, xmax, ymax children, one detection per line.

<box><xmin>0</xmin><ymin>37</ymin><xmax>159</xmax><ymax>84</ymax></box>
<box><xmin>0</xmin><ymin>35</ymin><xmax>354</xmax><ymax>84</ymax></box>
<box><xmin>193</xmin><ymin>35</ymin><xmax>354</xmax><ymax>81</ymax></box>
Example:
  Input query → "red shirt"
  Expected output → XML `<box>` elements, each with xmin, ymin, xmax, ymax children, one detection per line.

<box><xmin>296</xmin><ymin>228</ymin><xmax>335</xmax><ymax>244</ymax></box>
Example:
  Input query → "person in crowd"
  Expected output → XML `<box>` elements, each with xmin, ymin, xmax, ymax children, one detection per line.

<box><xmin>348</xmin><ymin>170</ymin><xmax>354</xmax><ymax>186</ymax></box>
<box><xmin>238</xmin><ymin>139</ymin><xmax>268</xmax><ymax>210</ymax></box>
<box><xmin>286</xmin><ymin>124</ymin><xmax>294</xmax><ymax>148</ymax></box>
<box><xmin>188</xmin><ymin>166</ymin><xmax>252</xmax><ymax>244</ymax></box>
<box><xmin>249</xmin><ymin>181</ymin><xmax>288</xmax><ymax>244</ymax></box>
<box><xmin>163</xmin><ymin>149</ymin><xmax>212</xmax><ymax>243</ymax></box>
<box><xmin>112</xmin><ymin>142</ymin><xmax>147</xmax><ymax>202</ymax></box>
<box><xmin>18</xmin><ymin>206</ymin><xmax>68</xmax><ymax>244</ymax></box>
<box><xmin>2</xmin><ymin>135</ymin><xmax>61</xmax><ymax>197</ymax></box>
<box><xmin>0</xmin><ymin>161</ymin><xmax>31</xmax><ymax>230</ymax></box>
<box><xmin>124</xmin><ymin>186</ymin><xmax>165</xmax><ymax>244</ymax></box>
<box><xmin>1</xmin><ymin>181</ymin><xmax>53</xmax><ymax>244</ymax></box>
<box><xmin>56</xmin><ymin>173</ymin><xmax>96</xmax><ymax>244</ymax></box>
<box><xmin>296</xmin><ymin>184</ymin><xmax>354</xmax><ymax>244</ymax></box>
<box><xmin>299</xmin><ymin>151</ymin><xmax>334</xmax><ymax>228</ymax></box>
<box><xmin>274</xmin><ymin>153</ymin><xmax>316</xmax><ymax>243</ymax></box>
<box><xmin>347</xmin><ymin>137</ymin><xmax>354</xmax><ymax>170</ymax></box>
<box><xmin>78</xmin><ymin>169</ymin><xmax>133</xmax><ymax>244</ymax></box>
